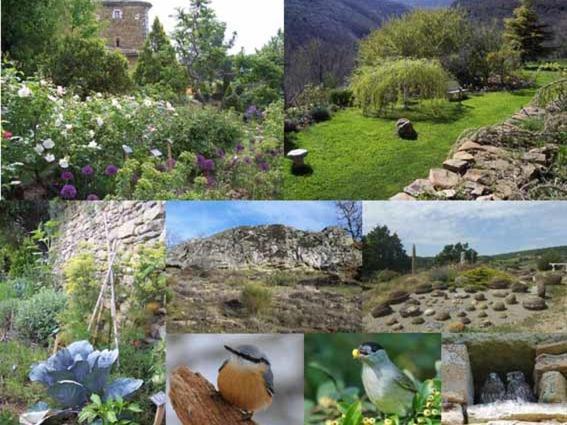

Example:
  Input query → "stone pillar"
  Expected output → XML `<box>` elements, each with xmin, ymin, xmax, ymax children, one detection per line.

<box><xmin>460</xmin><ymin>251</ymin><xmax>466</xmax><ymax>265</ymax></box>
<box><xmin>412</xmin><ymin>244</ymin><xmax>416</xmax><ymax>275</ymax></box>
<box><xmin>442</xmin><ymin>344</ymin><xmax>475</xmax><ymax>406</ymax></box>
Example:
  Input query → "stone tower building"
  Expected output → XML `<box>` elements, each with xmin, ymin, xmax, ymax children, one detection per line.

<box><xmin>99</xmin><ymin>0</ymin><xmax>152</xmax><ymax>66</ymax></box>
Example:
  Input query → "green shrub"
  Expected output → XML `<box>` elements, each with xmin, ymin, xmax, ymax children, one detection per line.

<box><xmin>0</xmin><ymin>298</ymin><xmax>17</xmax><ymax>330</ymax></box>
<box><xmin>372</xmin><ymin>269</ymin><xmax>400</xmax><ymax>283</ymax></box>
<box><xmin>240</xmin><ymin>283</ymin><xmax>272</xmax><ymax>315</ymax></box>
<box><xmin>14</xmin><ymin>288</ymin><xmax>66</xmax><ymax>343</ymax></box>
<box><xmin>46</xmin><ymin>35</ymin><xmax>132</xmax><ymax>97</ymax></box>
<box><xmin>458</xmin><ymin>267</ymin><xmax>514</xmax><ymax>287</ymax></box>
<box><xmin>310</xmin><ymin>105</ymin><xmax>332</xmax><ymax>123</ymax></box>
<box><xmin>428</xmin><ymin>267</ymin><xmax>456</xmax><ymax>283</ymax></box>
<box><xmin>60</xmin><ymin>253</ymin><xmax>99</xmax><ymax>343</ymax></box>
<box><xmin>0</xmin><ymin>340</ymin><xmax>49</xmax><ymax>406</ymax></box>
<box><xmin>265</xmin><ymin>271</ymin><xmax>301</xmax><ymax>286</ymax></box>
<box><xmin>329</xmin><ymin>88</ymin><xmax>354</xmax><ymax>108</ymax></box>
<box><xmin>536</xmin><ymin>251</ymin><xmax>563</xmax><ymax>271</ymax></box>
<box><xmin>132</xmin><ymin>245</ymin><xmax>169</xmax><ymax>306</ymax></box>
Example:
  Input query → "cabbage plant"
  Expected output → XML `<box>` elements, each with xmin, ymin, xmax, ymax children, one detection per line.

<box><xmin>29</xmin><ymin>340</ymin><xmax>143</xmax><ymax>409</ymax></box>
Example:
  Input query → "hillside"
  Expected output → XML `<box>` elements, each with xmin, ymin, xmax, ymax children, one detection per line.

<box><xmin>285</xmin><ymin>0</ymin><xmax>410</xmax><ymax>50</ymax></box>
<box><xmin>453</xmin><ymin>0</ymin><xmax>567</xmax><ymax>55</ymax></box>
<box><xmin>394</xmin><ymin>0</ymin><xmax>453</xmax><ymax>8</ymax></box>
<box><xmin>285</xmin><ymin>0</ymin><xmax>409</xmax><ymax>102</ymax></box>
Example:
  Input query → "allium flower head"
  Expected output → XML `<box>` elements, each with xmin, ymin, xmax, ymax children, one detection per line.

<box><xmin>235</xmin><ymin>143</ymin><xmax>244</xmax><ymax>153</ymax></box>
<box><xmin>61</xmin><ymin>171</ymin><xmax>74</xmax><ymax>181</ymax></box>
<box><xmin>82</xmin><ymin>165</ymin><xmax>94</xmax><ymax>176</ymax></box>
<box><xmin>105</xmin><ymin>164</ymin><xmax>119</xmax><ymax>176</ymax></box>
<box><xmin>259</xmin><ymin>162</ymin><xmax>270</xmax><ymax>172</ymax></box>
<box><xmin>60</xmin><ymin>184</ymin><xmax>77</xmax><ymax>199</ymax></box>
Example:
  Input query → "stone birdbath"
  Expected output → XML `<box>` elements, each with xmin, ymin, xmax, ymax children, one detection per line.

<box><xmin>287</xmin><ymin>149</ymin><xmax>308</xmax><ymax>168</ymax></box>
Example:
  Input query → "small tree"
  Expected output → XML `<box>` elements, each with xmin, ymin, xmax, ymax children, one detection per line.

<box><xmin>173</xmin><ymin>0</ymin><xmax>235</xmax><ymax>101</ymax></box>
<box><xmin>335</xmin><ymin>201</ymin><xmax>362</xmax><ymax>241</ymax></box>
<box><xmin>362</xmin><ymin>225</ymin><xmax>411</xmax><ymax>275</ymax></box>
<box><xmin>435</xmin><ymin>242</ymin><xmax>478</xmax><ymax>266</ymax></box>
<box><xmin>351</xmin><ymin>59</ymin><xmax>449</xmax><ymax>115</ymax></box>
<box><xmin>134</xmin><ymin>17</ymin><xmax>187</xmax><ymax>94</ymax></box>
<box><xmin>536</xmin><ymin>251</ymin><xmax>563</xmax><ymax>271</ymax></box>
<box><xmin>486</xmin><ymin>45</ymin><xmax>522</xmax><ymax>86</ymax></box>
<box><xmin>47</xmin><ymin>35</ymin><xmax>131</xmax><ymax>97</ymax></box>
<box><xmin>504</xmin><ymin>0</ymin><xmax>551</xmax><ymax>62</ymax></box>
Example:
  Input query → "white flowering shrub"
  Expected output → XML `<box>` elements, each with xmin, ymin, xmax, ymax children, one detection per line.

<box><xmin>1</xmin><ymin>64</ymin><xmax>283</xmax><ymax>199</ymax></box>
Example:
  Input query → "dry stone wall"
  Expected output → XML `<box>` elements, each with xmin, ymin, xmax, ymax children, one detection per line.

<box><xmin>168</xmin><ymin>224</ymin><xmax>362</xmax><ymax>274</ymax></box>
<box><xmin>52</xmin><ymin>201</ymin><xmax>165</xmax><ymax>281</ymax></box>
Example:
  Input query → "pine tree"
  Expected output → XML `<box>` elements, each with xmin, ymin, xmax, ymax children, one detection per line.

<box><xmin>503</xmin><ymin>0</ymin><xmax>551</xmax><ymax>62</ymax></box>
<box><xmin>133</xmin><ymin>17</ymin><xmax>187</xmax><ymax>94</ymax></box>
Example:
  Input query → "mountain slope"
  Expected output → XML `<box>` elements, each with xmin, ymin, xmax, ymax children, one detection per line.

<box><xmin>394</xmin><ymin>0</ymin><xmax>453</xmax><ymax>9</ymax></box>
<box><xmin>285</xmin><ymin>0</ymin><xmax>410</xmax><ymax>50</ymax></box>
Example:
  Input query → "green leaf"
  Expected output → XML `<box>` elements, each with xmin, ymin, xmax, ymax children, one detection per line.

<box><xmin>342</xmin><ymin>401</ymin><xmax>362</xmax><ymax>425</ymax></box>
<box><xmin>91</xmin><ymin>393</ymin><xmax>102</xmax><ymax>406</ymax></box>
<box><xmin>107</xmin><ymin>411</ymin><xmax>118</xmax><ymax>423</ymax></box>
<box><xmin>127</xmin><ymin>403</ymin><xmax>143</xmax><ymax>413</ymax></box>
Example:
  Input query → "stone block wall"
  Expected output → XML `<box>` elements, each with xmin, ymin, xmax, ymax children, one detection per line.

<box><xmin>51</xmin><ymin>201</ymin><xmax>165</xmax><ymax>283</ymax></box>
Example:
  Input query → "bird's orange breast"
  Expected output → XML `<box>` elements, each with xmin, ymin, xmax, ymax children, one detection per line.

<box><xmin>217</xmin><ymin>362</ymin><xmax>273</xmax><ymax>412</ymax></box>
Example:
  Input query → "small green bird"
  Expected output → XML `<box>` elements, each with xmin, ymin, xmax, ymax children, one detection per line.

<box><xmin>353</xmin><ymin>342</ymin><xmax>417</xmax><ymax>418</ymax></box>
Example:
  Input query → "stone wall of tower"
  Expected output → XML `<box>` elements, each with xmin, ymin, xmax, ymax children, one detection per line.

<box><xmin>99</xmin><ymin>2</ymin><xmax>151</xmax><ymax>64</ymax></box>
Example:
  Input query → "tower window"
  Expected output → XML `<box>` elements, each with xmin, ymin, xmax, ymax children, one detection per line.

<box><xmin>112</xmin><ymin>9</ymin><xmax>123</xmax><ymax>19</ymax></box>
<box><xmin>116</xmin><ymin>38</ymin><xmax>120</xmax><ymax>47</ymax></box>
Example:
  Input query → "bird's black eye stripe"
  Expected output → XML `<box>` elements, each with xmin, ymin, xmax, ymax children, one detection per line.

<box><xmin>224</xmin><ymin>345</ymin><xmax>270</xmax><ymax>365</ymax></box>
<box><xmin>361</xmin><ymin>341</ymin><xmax>384</xmax><ymax>352</ymax></box>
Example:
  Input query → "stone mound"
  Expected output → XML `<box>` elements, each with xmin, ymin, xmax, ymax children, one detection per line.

<box><xmin>372</xmin><ymin>303</ymin><xmax>393</xmax><ymax>318</ymax></box>
<box><xmin>523</xmin><ymin>296</ymin><xmax>547</xmax><ymax>311</ymax></box>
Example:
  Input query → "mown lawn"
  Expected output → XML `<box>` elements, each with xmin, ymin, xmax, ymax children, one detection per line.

<box><xmin>284</xmin><ymin>71</ymin><xmax>561</xmax><ymax>200</ymax></box>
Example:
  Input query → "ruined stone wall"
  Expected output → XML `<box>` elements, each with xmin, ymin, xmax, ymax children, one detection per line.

<box><xmin>168</xmin><ymin>224</ymin><xmax>362</xmax><ymax>274</ymax></box>
<box><xmin>51</xmin><ymin>201</ymin><xmax>165</xmax><ymax>279</ymax></box>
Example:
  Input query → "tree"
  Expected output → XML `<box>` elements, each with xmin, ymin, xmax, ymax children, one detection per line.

<box><xmin>358</xmin><ymin>9</ymin><xmax>468</xmax><ymax>66</ymax></box>
<box><xmin>486</xmin><ymin>45</ymin><xmax>522</xmax><ymax>86</ymax></box>
<box><xmin>1</xmin><ymin>0</ymin><xmax>99</xmax><ymax>75</ymax></box>
<box><xmin>335</xmin><ymin>201</ymin><xmax>362</xmax><ymax>241</ymax></box>
<box><xmin>173</xmin><ymin>0</ymin><xmax>236</xmax><ymax>102</ymax></box>
<box><xmin>134</xmin><ymin>17</ymin><xmax>187</xmax><ymax>94</ymax></box>
<box><xmin>47</xmin><ymin>35</ymin><xmax>132</xmax><ymax>97</ymax></box>
<box><xmin>434</xmin><ymin>242</ymin><xmax>478</xmax><ymax>265</ymax></box>
<box><xmin>504</xmin><ymin>0</ymin><xmax>551</xmax><ymax>62</ymax></box>
<box><xmin>362</xmin><ymin>225</ymin><xmax>411</xmax><ymax>275</ymax></box>
<box><xmin>351</xmin><ymin>59</ymin><xmax>449</xmax><ymax>115</ymax></box>
<box><xmin>228</xmin><ymin>30</ymin><xmax>284</xmax><ymax>110</ymax></box>
<box><xmin>536</xmin><ymin>250</ymin><xmax>563</xmax><ymax>271</ymax></box>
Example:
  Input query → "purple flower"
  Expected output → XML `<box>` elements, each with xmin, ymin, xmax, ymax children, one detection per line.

<box><xmin>197</xmin><ymin>155</ymin><xmax>215</xmax><ymax>172</ymax></box>
<box><xmin>216</xmin><ymin>148</ymin><xmax>225</xmax><ymax>158</ymax></box>
<box><xmin>258</xmin><ymin>162</ymin><xmax>270</xmax><ymax>172</ymax></box>
<box><xmin>244</xmin><ymin>157</ymin><xmax>252</xmax><ymax>164</ymax></box>
<box><xmin>61</xmin><ymin>171</ymin><xmax>74</xmax><ymax>181</ymax></box>
<box><xmin>166</xmin><ymin>158</ymin><xmax>177</xmax><ymax>169</ymax></box>
<box><xmin>206</xmin><ymin>175</ymin><xmax>216</xmax><ymax>187</ymax></box>
<box><xmin>105</xmin><ymin>164</ymin><xmax>118</xmax><ymax>176</ymax></box>
<box><xmin>60</xmin><ymin>184</ymin><xmax>77</xmax><ymax>200</ymax></box>
<box><xmin>81</xmin><ymin>165</ymin><xmax>94</xmax><ymax>176</ymax></box>
<box><xmin>244</xmin><ymin>105</ymin><xmax>262</xmax><ymax>121</ymax></box>
<box><xmin>235</xmin><ymin>143</ymin><xmax>244</xmax><ymax>153</ymax></box>
<box><xmin>86</xmin><ymin>194</ymin><xmax>100</xmax><ymax>201</ymax></box>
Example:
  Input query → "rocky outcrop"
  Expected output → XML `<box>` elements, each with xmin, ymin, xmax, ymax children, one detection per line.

<box><xmin>168</xmin><ymin>224</ymin><xmax>362</xmax><ymax>274</ymax></box>
<box><xmin>390</xmin><ymin>103</ymin><xmax>566</xmax><ymax>201</ymax></box>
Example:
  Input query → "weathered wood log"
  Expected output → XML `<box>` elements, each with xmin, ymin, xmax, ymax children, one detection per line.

<box><xmin>169</xmin><ymin>366</ymin><xmax>258</xmax><ymax>425</ymax></box>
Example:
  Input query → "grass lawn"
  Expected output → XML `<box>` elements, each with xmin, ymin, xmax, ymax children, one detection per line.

<box><xmin>284</xmin><ymin>71</ymin><xmax>561</xmax><ymax>200</ymax></box>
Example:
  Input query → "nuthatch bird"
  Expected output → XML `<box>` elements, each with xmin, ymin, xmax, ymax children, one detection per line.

<box><xmin>353</xmin><ymin>342</ymin><xmax>417</xmax><ymax>418</ymax></box>
<box><xmin>217</xmin><ymin>344</ymin><xmax>274</xmax><ymax>418</ymax></box>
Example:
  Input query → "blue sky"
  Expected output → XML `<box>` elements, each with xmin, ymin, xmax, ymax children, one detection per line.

<box><xmin>150</xmin><ymin>0</ymin><xmax>283</xmax><ymax>53</ymax></box>
<box><xmin>166</xmin><ymin>201</ymin><xmax>341</xmax><ymax>245</ymax></box>
<box><xmin>363</xmin><ymin>202</ymin><xmax>567</xmax><ymax>256</ymax></box>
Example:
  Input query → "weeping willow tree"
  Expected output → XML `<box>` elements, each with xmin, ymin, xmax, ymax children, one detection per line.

<box><xmin>350</xmin><ymin>59</ymin><xmax>449</xmax><ymax>116</ymax></box>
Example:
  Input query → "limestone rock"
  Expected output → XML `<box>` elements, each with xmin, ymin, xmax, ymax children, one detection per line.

<box><xmin>536</xmin><ymin>341</ymin><xmax>567</xmax><ymax>357</ymax></box>
<box><xmin>442</xmin><ymin>404</ymin><xmax>465</xmax><ymax>425</ymax></box>
<box><xmin>467</xmin><ymin>401</ymin><xmax>567</xmax><ymax>423</ymax></box>
<box><xmin>371</xmin><ymin>303</ymin><xmax>393</xmax><ymax>318</ymax></box>
<box><xmin>539</xmin><ymin>371</ymin><xmax>567</xmax><ymax>403</ymax></box>
<box><xmin>441</xmin><ymin>344</ymin><xmax>474</xmax><ymax>405</ymax></box>
<box><xmin>388</xmin><ymin>290</ymin><xmax>410</xmax><ymax>305</ymax></box>
<box><xmin>404</xmin><ymin>179</ymin><xmax>435</xmax><ymax>197</ymax></box>
<box><xmin>534</xmin><ymin>353</ymin><xmax>567</xmax><ymax>390</ymax></box>
<box><xmin>389</xmin><ymin>192</ymin><xmax>416</xmax><ymax>200</ymax></box>
<box><xmin>505</xmin><ymin>294</ymin><xmax>517</xmax><ymax>305</ymax></box>
<box><xmin>429</xmin><ymin>168</ymin><xmax>461</xmax><ymax>189</ymax></box>
<box><xmin>168</xmin><ymin>224</ymin><xmax>362</xmax><ymax>273</ymax></box>
<box><xmin>453</xmin><ymin>151</ymin><xmax>475</xmax><ymax>162</ymax></box>
<box><xmin>443</xmin><ymin>159</ymin><xmax>469</xmax><ymax>173</ymax></box>
<box><xmin>435</xmin><ymin>311</ymin><xmax>451</xmax><ymax>321</ymax></box>
<box><xmin>522</xmin><ymin>296</ymin><xmax>547</xmax><ymax>311</ymax></box>
<box><xmin>399</xmin><ymin>305</ymin><xmax>422</xmax><ymax>318</ymax></box>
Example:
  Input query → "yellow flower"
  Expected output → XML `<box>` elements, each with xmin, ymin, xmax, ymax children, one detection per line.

<box><xmin>385</xmin><ymin>419</ymin><xmax>393</xmax><ymax>425</ymax></box>
<box><xmin>424</xmin><ymin>409</ymin><xmax>431</xmax><ymax>417</ymax></box>
<box><xmin>319</xmin><ymin>396</ymin><xmax>336</xmax><ymax>408</ymax></box>
<box><xmin>432</xmin><ymin>409</ymin><xmax>439</xmax><ymax>416</ymax></box>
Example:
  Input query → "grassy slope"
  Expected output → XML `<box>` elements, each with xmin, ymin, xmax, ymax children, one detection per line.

<box><xmin>284</xmin><ymin>71</ymin><xmax>560</xmax><ymax>200</ymax></box>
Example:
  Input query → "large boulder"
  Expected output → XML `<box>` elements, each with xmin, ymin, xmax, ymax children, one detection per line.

<box><xmin>539</xmin><ymin>371</ymin><xmax>567</xmax><ymax>403</ymax></box>
<box><xmin>396</xmin><ymin>118</ymin><xmax>418</xmax><ymax>140</ymax></box>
